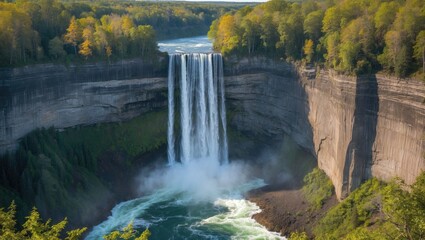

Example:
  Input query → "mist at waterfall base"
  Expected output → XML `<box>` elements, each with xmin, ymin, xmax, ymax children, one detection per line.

<box><xmin>86</xmin><ymin>53</ymin><xmax>286</xmax><ymax>240</ymax></box>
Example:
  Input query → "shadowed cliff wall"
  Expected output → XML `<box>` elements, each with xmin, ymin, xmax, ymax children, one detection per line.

<box><xmin>0</xmin><ymin>59</ymin><xmax>168</xmax><ymax>153</ymax></box>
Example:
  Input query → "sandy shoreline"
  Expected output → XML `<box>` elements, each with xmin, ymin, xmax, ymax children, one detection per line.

<box><xmin>247</xmin><ymin>185</ymin><xmax>337</xmax><ymax>237</ymax></box>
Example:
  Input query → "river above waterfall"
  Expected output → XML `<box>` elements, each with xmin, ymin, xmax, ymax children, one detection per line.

<box><xmin>158</xmin><ymin>36</ymin><xmax>213</xmax><ymax>53</ymax></box>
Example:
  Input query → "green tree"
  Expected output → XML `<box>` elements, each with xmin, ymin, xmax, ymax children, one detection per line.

<box><xmin>374</xmin><ymin>2</ymin><xmax>400</xmax><ymax>40</ymax></box>
<box><xmin>240</xmin><ymin>17</ymin><xmax>259</xmax><ymax>55</ymax></box>
<box><xmin>414</xmin><ymin>31</ymin><xmax>425</xmax><ymax>74</ymax></box>
<box><xmin>0</xmin><ymin>202</ymin><xmax>86</xmax><ymax>240</ymax></box>
<box><xmin>131</xmin><ymin>25</ymin><xmax>156</xmax><ymax>58</ymax></box>
<box><xmin>322</xmin><ymin>6</ymin><xmax>341</xmax><ymax>34</ymax></box>
<box><xmin>48</xmin><ymin>37</ymin><xmax>66</xmax><ymax>59</ymax></box>
<box><xmin>304</xmin><ymin>10</ymin><xmax>324</xmax><ymax>43</ymax></box>
<box><xmin>103</xmin><ymin>223</ymin><xmax>151</xmax><ymax>240</ymax></box>
<box><xmin>382</xmin><ymin>175</ymin><xmax>425</xmax><ymax>240</ymax></box>
<box><xmin>379</xmin><ymin>30</ymin><xmax>410</xmax><ymax>77</ymax></box>
<box><xmin>277</xmin><ymin>5</ymin><xmax>304</xmax><ymax>60</ymax></box>
<box><xmin>324</xmin><ymin>32</ymin><xmax>340</xmax><ymax>68</ymax></box>
<box><xmin>289</xmin><ymin>231</ymin><xmax>308</xmax><ymax>240</ymax></box>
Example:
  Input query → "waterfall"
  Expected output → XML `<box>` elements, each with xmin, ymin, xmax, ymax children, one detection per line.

<box><xmin>167</xmin><ymin>56</ymin><xmax>176</xmax><ymax>165</ymax></box>
<box><xmin>167</xmin><ymin>53</ymin><xmax>228</xmax><ymax>165</ymax></box>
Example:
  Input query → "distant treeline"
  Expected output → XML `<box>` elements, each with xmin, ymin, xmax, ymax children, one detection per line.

<box><xmin>0</xmin><ymin>0</ymin><xmax>240</xmax><ymax>67</ymax></box>
<box><xmin>209</xmin><ymin>0</ymin><xmax>425</xmax><ymax>77</ymax></box>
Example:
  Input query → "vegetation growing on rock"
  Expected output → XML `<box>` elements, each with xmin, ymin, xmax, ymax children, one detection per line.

<box><xmin>0</xmin><ymin>202</ymin><xmax>151</xmax><ymax>240</ymax></box>
<box><xmin>302</xmin><ymin>168</ymin><xmax>334</xmax><ymax>210</ymax></box>
<box><xmin>312</xmin><ymin>172</ymin><xmax>425</xmax><ymax>239</ymax></box>
<box><xmin>0</xmin><ymin>110</ymin><xmax>167</xmax><ymax>228</ymax></box>
<box><xmin>0</xmin><ymin>202</ymin><xmax>86</xmax><ymax>240</ymax></box>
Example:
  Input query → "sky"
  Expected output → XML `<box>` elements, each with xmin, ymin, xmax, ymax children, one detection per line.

<box><xmin>169</xmin><ymin>0</ymin><xmax>268</xmax><ymax>2</ymax></box>
<box><xmin>186</xmin><ymin>0</ymin><xmax>267</xmax><ymax>2</ymax></box>
<box><xmin>187</xmin><ymin>0</ymin><xmax>267</xmax><ymax>1</ymax></box>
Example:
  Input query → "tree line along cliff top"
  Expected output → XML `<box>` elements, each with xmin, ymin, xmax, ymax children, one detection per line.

<box><xmin>0</xmin><ymin>0</ymin><xmax>241</xmax><ymax>67</ymax></box>
<box><xmin>1</xmin><ymin>0</ymin><xmax>424</xmax><ymax>79</ymax></box>
<box><xmin>208</xmin><ymin>0</ymin><xmax>425</xmax><ymax>79</ymax></box>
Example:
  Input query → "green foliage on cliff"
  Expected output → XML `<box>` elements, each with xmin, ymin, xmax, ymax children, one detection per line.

<box><xmin>104</xmin><ymin>223</ymin><xmax>150</xmax><ymax>240</ymax></box>
<box><xmin>0</xmin><ymin>202</ymin><xmax>86</xmax><ymax>240</ymax></box>
<box><xmin>60</xmin><ymin>110</ymin><xmax>167</xmax><ymax>159</ymax></box>
<box><xmin>313</xmin><ymin>172</ymin><xmax>425</xmax><ymax>240</ymax></box>
<box><xmin>314</xmin><ymin>178</ymin><xmax>383</xmax><ymax>239</ymax></box>
<box><xmin>288</xmin><ymin>231</ymin><xmax>309</xmax><ymax>240</ymax></box>
<box><xmin>0</xmin><ymin>110</ymin><xmax>167</xmax><ymax>228</ymax></box>
<box><xmin>0</xmin><ymin>0</ymin><xmax>240</xmax><ymax>67</ymax></box>
<box><xmin>1</xmin><ymin>202</ymin><xmax>151</xmax><ymax>240</ymax></box>
<box><xmin>209</xmin><ymin>0</ymin><xmax>425</xmax><ymax>77</ymax></box>
<box><xmin>302</xmin><ymin>168</ymin><xmax>334</xmax><ymax>210</ymax></box>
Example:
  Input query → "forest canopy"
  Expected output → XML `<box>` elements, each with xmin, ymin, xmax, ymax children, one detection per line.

<box><xmin>209</xmin><ymin>0</ymin><xmax>425</xmax><ymax>77</ymax></box>
<box><xmin>0</xmin><ymin>0</ymin><xmax>240</xmax><ymax>67</ymax></box>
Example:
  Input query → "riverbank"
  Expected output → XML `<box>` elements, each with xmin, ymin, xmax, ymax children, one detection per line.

<box><xmin>247</xmin><ymin>184</ymin><xmax>338</xmax><ymax>237</ymax></box>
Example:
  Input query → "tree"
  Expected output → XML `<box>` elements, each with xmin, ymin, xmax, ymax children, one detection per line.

<box><xmin>277</xmin><ymin>5</ymin><xmax>304</xmax><ymax>60</ymax></box>
<box><xmin>324</xmin><ymin>32</ymin><xmax>340</xmax><ymax>68</ymax></box>
<box><xmin>322</xmin><ymin>6</ymin><xmax>341</xmax><ymax>34</ymax></box>
<box><xmin>240</xmin><ymin>17</ymin><xmax>259</xmax><ymax>55</ymax></box>
<box><xmin>289</xmin><ymin>231</ymin><xmax>308</xmax><ymax>240</ymax></box>
<box><xmin>79</xmin><ymin>26</ymin><xmax>94</xmax><ymax>59</ymax></box>
<box><xmin>0</xmin><ymin>202</ymin><xmax>152</xmax><ymax>240</ymax></box>
<box><xmin>414</xmin><ymin>31</ymin><xmax>425</xmax><ymax>74</ymax></box>
<box><xmin>64</xmin><ymin>16</ymin><xmax>80</xmax><ymax>55</ymax></box>
<box><xmin>103</xmin><ymin>223</ymin><xmax>151</xmax><ymax>240</ymax></box>
<box><xmin>0</xmin><ymin>202</ymin><xmax>86</xmax><ymax>240</ymax></box>
<box><xmin>215</xmin><ymin>14</ymin><xmax>240</xmax><ymax>55</ymax></box>
<box><xmin>382</xmin><ymin>174</ymin><xmax>425</xmax><ymax>240</ymax></box>
<box><xmin>378</xmin><ymin>30</ymin><xmax>410</xmax><ymax>77</ymax></box>
<box><xmin>374</xmin><ymin>2</ymin><xmax>400</xmax><ymax>39</ymax></box>
<box><xmin>121</xmin><ymin>15</ymin><xmax>134</xmax><ymax>37</ymax></box>
<box><xmin>48</xmin><ymin>37</ymin><xmax>66</xmax><ymax>59</ymax></box>
<box><xmin>94</xmin><ymin>24</ymin><xmax>110</xmax><ymax>58</ymax></box>
<box><xmin>131</xmin><ymin>25</ymin><xmax>156</xmax><ymax>57</ymax></box>
<box><xmin>303</xmin><ymin>39</ymin><xmax>314</xmax><ymax>63</ymax></box>
<box><xmin>304</xmin><ymin>10</ymin><xmax>324</xmax><ymax>43</ymax></box>
<box><xmin>259</xmin><ymin>14</ymin><xmax>279</xmax><ymax>54</ymax></box>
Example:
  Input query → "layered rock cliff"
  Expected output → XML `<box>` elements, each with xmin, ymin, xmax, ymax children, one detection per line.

<box><xmin>225</xmin><ymin>58</ymin><xmax>425</xmax><ymax>199</ymax></box>
<box><xmin>1</xmin><ymin>57</ymin><xmax>424</xmax><ymax>199</ymax></box>
<box><xmin>0</xmin><ymin>59</ymin><xmax>167</xmax><ymax>153</ymax></box>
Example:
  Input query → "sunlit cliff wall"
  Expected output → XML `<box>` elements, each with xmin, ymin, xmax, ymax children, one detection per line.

<box><xmin>225</xmin><ymin>57</ymin><xmax>425</xmax><ymax>199</ymax></box>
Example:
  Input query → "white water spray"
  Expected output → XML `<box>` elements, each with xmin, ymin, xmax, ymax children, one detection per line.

<box><xmin>167</xmin><ymin>53</ymin><xmax>228</xmax><ymax>165</ymax></box>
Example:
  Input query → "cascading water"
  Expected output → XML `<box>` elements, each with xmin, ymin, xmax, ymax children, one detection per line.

<box><xmin>86</xmin><ymin>44</ymin><xmax>285</xmax><ymax>239</ymax></box>
<box><xmin>168</xmin><ymin>53</ymin><xmax>228</xmax><ymax>165</ymax></box>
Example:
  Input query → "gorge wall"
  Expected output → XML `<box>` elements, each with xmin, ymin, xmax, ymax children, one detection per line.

<box><xmin>1</xmin><ymin>57</ymin><xmax>424</xmax><ymax>200</ymax></box>
<box><xmin>0</xmin><ymin>59</ymin><xmax>168</xmax><ymax>154</ymax></box>
<box><xmin>225</xmin><ymin>58</ymin><xmax>425</xmax><ymax>199</ymax></box>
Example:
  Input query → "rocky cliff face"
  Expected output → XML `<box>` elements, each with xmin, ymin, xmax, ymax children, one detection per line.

<box><xmin>2</xmin><ymin>57</ymin><xmax>424</xmax><ymax>199</ymax></box>
<box><xmin>0</xmin><ymin>59</ymin><xmax>167</xmax><ymax>153</ymax></box>
<box><xmin>225</xmin><ymin>58</ymin><xmax>425</xmax><ymax>199</ymax></box>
